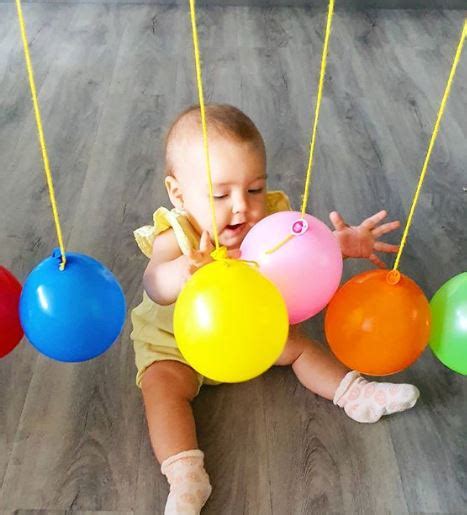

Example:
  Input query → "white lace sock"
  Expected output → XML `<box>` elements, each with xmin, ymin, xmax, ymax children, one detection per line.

<box><xmin>333</xmin><ymin>371</ymin><xmax>420</xmax><ymax>423</ymax></box>
<box><xmin>161</xmin><ymin>449</ymin><xmax>212</xmax><ymax>515</ymax></box>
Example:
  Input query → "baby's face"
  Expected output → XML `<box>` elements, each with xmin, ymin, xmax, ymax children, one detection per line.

<box><xmin>166</xmin><ymin>134</ymin><xmax>268</xmax><ymax>249</ymax></box>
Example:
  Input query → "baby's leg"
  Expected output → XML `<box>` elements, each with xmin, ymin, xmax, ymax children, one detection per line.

<box><xmin>275</xmin><ymin>324</ymin><xmax>348</xmax><ymax>399</ymax></box>
<box><xmin>275</xmin><ymin>326</ymin><xmax>419</xmax><ymax>423</ymax></box>
<box><xmin>141</xmin><ymin>361</ymin><xmax>211</xmax><ymax>514</ymax></box>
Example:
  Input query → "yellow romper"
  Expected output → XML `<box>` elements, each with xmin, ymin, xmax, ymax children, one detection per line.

<box><xmin>130</xmin><ymin>190</ymin><xmax>291</xmax><ymax>390</ymax></box>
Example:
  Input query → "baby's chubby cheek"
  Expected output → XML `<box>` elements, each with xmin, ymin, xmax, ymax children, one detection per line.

<box><xmin>253</xmin><ymin>202</ymin><xmax>268</xmax><ymax>223</ymax></box>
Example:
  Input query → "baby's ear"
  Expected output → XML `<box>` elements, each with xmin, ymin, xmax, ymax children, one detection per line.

<box><xmin>165</xmin><ymin>175</ymin><xmax>184</xmax><ymax>210</ymax></box>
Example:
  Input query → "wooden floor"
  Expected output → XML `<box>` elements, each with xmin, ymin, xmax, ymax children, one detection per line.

<box><xmin>0</xmin><ymin>4</ymin><xmax>466</xmax><ymax>513</ymax></box>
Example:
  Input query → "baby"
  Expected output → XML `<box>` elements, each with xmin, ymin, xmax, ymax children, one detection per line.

<box><xmin>130</xmin><ymin>104</ymin><xmax>420</xmax><ymax>515</ymax></box>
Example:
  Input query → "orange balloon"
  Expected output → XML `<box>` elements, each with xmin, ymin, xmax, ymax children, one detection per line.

<box><xmin>325</xmin><ymin>269</ymin><xmax>430</xmax><ymax>376</ymax></box>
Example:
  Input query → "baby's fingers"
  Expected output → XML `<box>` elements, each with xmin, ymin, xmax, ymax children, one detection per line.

<box><xmin>228</xmin><ymin>249</ymin><xmax>241</xmax><ymax>259</ymax></box>
<box><xmin>187</xmin><ymin>249</ymin><xmax>202</xmax><ymax>266</ymax></box>
<box><xmin>374</xmin><ymin>242</ymin><xmax>399</xmax><ymax>254</ymax></box>
<box><xmin>372</xmin><ymin>220</ymin><xmax>400</xmax><ymax>238</ymax></box>
<box><xmin>186</xmin><ymin>247</ymin><xmax>196</xmax><ymax>262</ymax></box>
<box><xmin>329</xmin><ymin>211</ymin><xmax>349</xmax><ymax>231</ymax></box>
<box><xmin>199</xmin><ymin>231</ymin><xmax>214</xmax><ymax>254</ymax></box>
<box><xmin>361</xmin><ymin>210</ymin><xmax>387</xmax><ymax>230</ymax></box>
<box><xmin>369</xmin><ymin>253</ymin><xmax>387</xmax><ymax>269</ymax></box>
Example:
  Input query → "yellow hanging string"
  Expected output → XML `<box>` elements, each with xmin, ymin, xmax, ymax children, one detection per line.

<box><xmin>300</xmin><ymin>0</ymin><xmax>335</xmax><ymax>217</ymax></box>
<box><xmin>15</xmin><ymin>0</ymin><xmax>67</xmax><ymax>270</ymax></box>
<box><xmin>393</xmin><ymin>19</ymin><xmax>467</xmax><ymax>273</ymax></box>
<box><xmin>265</xmin><ymin>0</ymin><xmax>335</xmax><ymax>255</ymax></box>
<box><xmin>188</xmin><ymin>0</ymin><xmax>222</xmax><ymax>256</ymax></box>
<box><xmin>265</xmin><ymin>234</ymin><xmax>294</xmax><ymax>255</ymax></box>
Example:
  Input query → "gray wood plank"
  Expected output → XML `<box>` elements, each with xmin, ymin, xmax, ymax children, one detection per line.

<box><xmin>2</xmin><ymin>1</ymin><xmax>467</xmax><ymax>10</ymax></box>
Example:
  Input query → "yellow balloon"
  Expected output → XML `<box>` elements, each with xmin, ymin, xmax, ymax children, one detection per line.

<box><xmin>174</xmin><ymin>259</ymin><xmax>289</xmax><ymax>382</ymax></box>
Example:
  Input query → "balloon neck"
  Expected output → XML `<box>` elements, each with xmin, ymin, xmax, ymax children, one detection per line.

<box><xmin>210</xmin><ymin>246</ymin><xmax>228</xmax><ymax>261</ymax></box>
<box><xmin>51</xmin><ymin>247</ymin><xmax>67</xmax><ymax>271</ymax></box>
<box><xmin>386</xmin><ymin>269</ymin><xmax>401</xmax><ymax>285</ymax></box>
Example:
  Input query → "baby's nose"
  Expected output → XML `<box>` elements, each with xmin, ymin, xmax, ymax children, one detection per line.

<box><xmin>232</xmin><ymin>194</ymin><xmax>248</xmax><ymax>213</ymax></box>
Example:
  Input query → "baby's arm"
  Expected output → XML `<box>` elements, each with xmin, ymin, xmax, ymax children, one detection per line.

<box><xmin>143</xmin><ymin>229</ymin><xmax>215</xmax><ymax>305</ymax></box>
<box><xmin>143</xmin><ymin>230</ymin><xmax>191</xmax><ymax>305</ymax></box>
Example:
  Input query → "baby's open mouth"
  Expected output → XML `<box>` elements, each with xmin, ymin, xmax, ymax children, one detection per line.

<box><xmin>226</xmin><ymin>222</ymin><xmax>245</xmax><ymax>232</ymax></box>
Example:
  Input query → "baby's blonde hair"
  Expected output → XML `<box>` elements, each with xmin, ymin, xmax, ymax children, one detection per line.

<box><xmin>164</xmin><ymin>104</ymin><xmax>266</xmax><ymax>177</ymax></box>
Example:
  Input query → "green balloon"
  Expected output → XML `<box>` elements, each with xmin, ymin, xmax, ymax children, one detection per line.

<box><xmin>429</xmin><ymin>272</ymin><xmax>467</xmax><ymax>375</ymax></box>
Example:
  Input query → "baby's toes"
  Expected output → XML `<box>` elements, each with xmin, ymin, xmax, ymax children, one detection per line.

<box><xmin>385</xmin><ymin>384</ymin><xmax>420</xmax><ymax>414</ymax></box>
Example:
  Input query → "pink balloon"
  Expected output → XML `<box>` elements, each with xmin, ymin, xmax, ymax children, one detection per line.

<box><xmin>241</xmin><ymin>211</ymin><xmax>343</xmax><ymax>324</ymax></box>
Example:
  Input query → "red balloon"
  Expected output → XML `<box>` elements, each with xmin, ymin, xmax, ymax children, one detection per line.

<box><xmin>325</xmin><ymin>269</ymin><xmax>431</xmax><ymax>376</ymax></box>
<box><xmin>0</xmin><ymin>266</ymin><xmax>23</xmax><ymax>358</ymax></box>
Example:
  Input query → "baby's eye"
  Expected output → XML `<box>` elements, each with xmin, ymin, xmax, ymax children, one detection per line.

<box><xmin>248</xmin><ymin>188</ymin><xmax>264</xmax><ymax>194</ymax></box>
<box><xmin>213</xmin><ymin>194</ymin><xmax>228</xmax><ymax>200</ymax></box>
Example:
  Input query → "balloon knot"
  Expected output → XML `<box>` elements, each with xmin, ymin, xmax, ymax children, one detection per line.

<box><xmin>291</xmin><ymin>218</ymin><xmax>309</xmax><ymax>236</ymax></box>
<box><xmin>386</xmin><ymin>269</ymin><xmax>401</xmax><ymax>285</ymax></box>
<box><xmin>210</xmin><ymin>247</ymin><xmax>228</xmax><ymax>261</ymax></box>
<box><xmin>52</xmin><ymin>247</ymin><xmax>67</xmax><ymax>271</ymax></box>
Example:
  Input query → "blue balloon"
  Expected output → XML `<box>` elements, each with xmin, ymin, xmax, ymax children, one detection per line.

<box><xmin>20</xmin><ymin>249</ymin><xmax>126</xmax><ymax>362</ymax></box>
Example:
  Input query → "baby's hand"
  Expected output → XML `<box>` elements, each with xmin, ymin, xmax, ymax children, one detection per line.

<box><xmin>187</xmin><ymin>231</ymin><xmax>215</xmax><ymax>275</ymax></box>
<box><xmin>330</xmin><ymin>210</ymin><xmax>400</xmax><ymax>268</ymax></box>
<box><xmin>187</xmin><ymin>233</ymin><xmax>242</xmax><ymax>275</ymax></box>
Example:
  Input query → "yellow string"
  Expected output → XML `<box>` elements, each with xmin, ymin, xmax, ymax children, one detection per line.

<box><xmin>15</xmin><ymin>0</ymin><xmax>67</xmax><ymax>270</ymax></box>
<box><xmin>188</xmin><ymin>0</ymin><xmax>221</xmax><ymax>253</ymax></box>
<box><xmin>300</xmin><ymin>0</ymin><xmax>335</xmax><ymax>217</ymax></box>
<box><xmin>265</xmin><ymin>234</ymin><xmax>294</xmax><ymax>255</ymax></box>
<box><xmin>393</xmin><ymin>19</ymin><xmax>467</xmax><ymax>272</ymax></box>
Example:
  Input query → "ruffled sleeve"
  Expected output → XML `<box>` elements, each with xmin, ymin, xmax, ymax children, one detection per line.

<box><xmin>133</xmin><ymin>207</ymin><xmax>200</xmax><ymax>259</ymax></box>
<box><xmin>266</xmin><ymin>190</ymin><xmax>292</xmax><ymax>214</ymax></box>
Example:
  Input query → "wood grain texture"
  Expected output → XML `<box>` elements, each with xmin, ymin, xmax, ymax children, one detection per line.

<box><xmin>0</xmin><ymin>4</ymin><xmax>466</xmax><ymax>513</ymax></box>
<box><xmin>2</xmin><ymin>1</ymin><xmax>467</xmax><ymax>10</ymax></box>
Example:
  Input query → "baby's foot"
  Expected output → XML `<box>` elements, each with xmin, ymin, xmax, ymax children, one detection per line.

<box><xmin>161</xmin><ymin>449</ymin><xmax>212</xmax><ymax>515</ymax></box>
<box><xmin>333</xmin><ymin>371</ymin><xmax>420</xmax><ymax>423</ymax></box>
